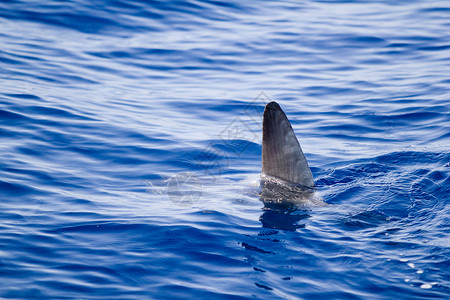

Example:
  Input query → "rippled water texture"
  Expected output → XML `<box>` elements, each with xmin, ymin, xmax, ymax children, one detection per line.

<box><xmin>0</xmin><ymin>0</ymin><xmax>449</xmax><ymax>299</ymax></box>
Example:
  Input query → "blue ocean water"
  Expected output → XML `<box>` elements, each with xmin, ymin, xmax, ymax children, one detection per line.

<box><xmin>0</xmin><ymin>0</ymin><xmax>449</xmax><ymax>298</ymax></box>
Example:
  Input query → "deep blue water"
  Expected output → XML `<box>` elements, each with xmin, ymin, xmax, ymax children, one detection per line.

<box><xmin>1</xmin><ymin>0</ymin><xmax>449</xmax><ymax>299</ymax></box>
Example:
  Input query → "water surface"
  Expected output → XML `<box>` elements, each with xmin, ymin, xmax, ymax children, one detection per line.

<box><xmin>0</xmin><ymin>0</ymin><xmax>449</xmax><ymax>299</ymax></box>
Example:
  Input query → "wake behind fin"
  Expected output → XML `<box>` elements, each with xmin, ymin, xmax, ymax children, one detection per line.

<box><xmin>262</xmin><ymin>101</ymin><xmax>314</xmax><ymax>187</ymax></box>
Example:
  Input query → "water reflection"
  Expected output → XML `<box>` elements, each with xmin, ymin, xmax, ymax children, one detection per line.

<box><xmin>258</xmin><ymin>175</ymin><xmax>322</xmax><ymax>231</ymax></box>
<box><xmin>259</xmin><ymin>208</ymin><xmax>311</xmax><ymax>232</ymax></box>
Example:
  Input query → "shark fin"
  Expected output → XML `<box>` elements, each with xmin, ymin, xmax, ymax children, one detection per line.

<box><xmin>262</xmin><ymin>101</ymin><xmax>314</xmax><ymax>187</ymax></box>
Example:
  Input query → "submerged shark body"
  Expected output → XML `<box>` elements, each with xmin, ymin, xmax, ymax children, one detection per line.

<box><xmin>261</xmin><ymin>101</ymin><xmax>324</xmax><ymax>208</ymax></box>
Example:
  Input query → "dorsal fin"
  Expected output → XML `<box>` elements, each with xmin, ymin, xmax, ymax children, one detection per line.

<box><xmin>262</xmin><ymin>101</ymin><xmax>314</xmax><ymax>187</ymax></box>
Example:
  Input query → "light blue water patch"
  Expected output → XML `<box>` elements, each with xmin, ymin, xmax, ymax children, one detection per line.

<box><xmin>0</xmin><ymin>0</ymin><xmax>449</xmax><ymax>299</ymax></box>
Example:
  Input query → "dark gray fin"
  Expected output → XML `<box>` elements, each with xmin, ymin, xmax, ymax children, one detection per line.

<box><xmin>262</xmin><ymin>101</ymin><xmax>314</xmax><ymax>187</ymax></box>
